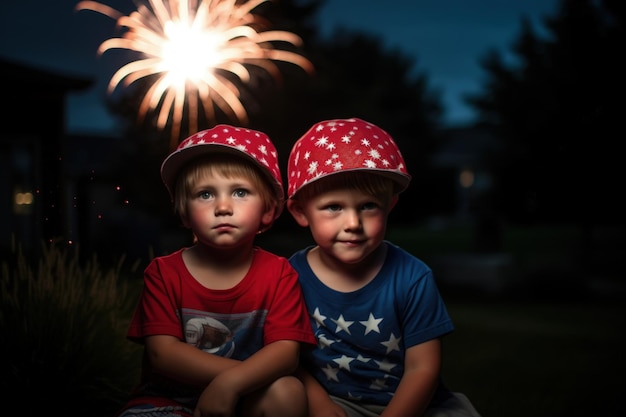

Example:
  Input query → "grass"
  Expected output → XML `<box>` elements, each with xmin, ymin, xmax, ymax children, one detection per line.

<box><xmin>0</xmin><ymin>239</ymin><xmax>142</xmax><ymax>417</ymax></box>
<box><xmin>441</xmin><ymin>299</ymin><xmax>626</xmax><ymax>417</ymax></box>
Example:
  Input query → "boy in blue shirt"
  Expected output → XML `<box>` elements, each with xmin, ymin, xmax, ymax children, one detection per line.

<box><xmin>286</xmin><ymin>118</ymin><xmax>481</xmax><ymax>417</ymax></box>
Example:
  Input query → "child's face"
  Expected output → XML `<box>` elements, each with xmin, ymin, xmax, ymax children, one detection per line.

<box><xmin>288</xmin><ymin>187</ymin><xmax>394</xmax><ymax>266</ymax></box>
<box><xmin>183</xmin><ymin>170</ymin><xmax>275</xmax><ymax>249</ymax></box>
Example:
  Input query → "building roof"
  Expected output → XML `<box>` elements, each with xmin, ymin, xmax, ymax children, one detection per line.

<box><xmin>1</xmin><ymin>57</ymin><xmax>93</xmax><ymax>92</ymax></box>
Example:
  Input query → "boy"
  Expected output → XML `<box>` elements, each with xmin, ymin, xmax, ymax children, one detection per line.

<box><xmin>286</xmin><ymin>118</ymin><xmax>481</xmax><ymax>417</ymax></box>
<box><xmin>116</xmin><ymin>125</ymin><xmax>316</xmax><ymax>417</ymax></box>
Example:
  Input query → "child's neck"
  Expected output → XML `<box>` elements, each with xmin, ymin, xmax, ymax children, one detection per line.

<box><xmin>183</xmin><ymin>242</ymin><xmax>256</xmax><ymax>290</ymax></box>
<box><xmin>311</xmin><ymin>243</ymin><xmax>387</xmax><ymax>293</ymax></box>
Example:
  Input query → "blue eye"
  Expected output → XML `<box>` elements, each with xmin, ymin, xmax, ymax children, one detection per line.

<box><xmin>362</xmin><ymin>202</ymin><xmax>379</xmax><ymax>210</ymax></box>
<box><xmin>199</xmin><ymin>191</ymin><xmax>212</xmax><ymax>199</ymax></box>
<box><xmin>234</xmin><ymin>189</ymin><xmax>248</xmax><ymax>198</ymax></box>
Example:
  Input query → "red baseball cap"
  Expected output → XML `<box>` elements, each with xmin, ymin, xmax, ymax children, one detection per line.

<box><xmin>287</xmin><ymin>118</ymin><xmax>411</xmax><ymax>198</ymax></box>
<box><xmin>161</xmin><ymin>125</ymin><xmax>284</xmax><ymax>217</ymax></box>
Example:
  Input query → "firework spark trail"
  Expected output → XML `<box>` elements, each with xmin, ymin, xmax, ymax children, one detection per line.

<box><xmin>76</xmin><ymin>0</ymin><xmax>313</xmax><ymax>148</ymax></box>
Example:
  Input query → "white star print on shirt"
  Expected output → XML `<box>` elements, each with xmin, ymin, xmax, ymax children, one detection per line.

<box><xmin>381</xmin><ymin>333</ymin><xmax>401</xmax><ymax>354</ymax></box>
<box><xmin>347</xmin><ymin>392</ymin><xmax>362</xmax><ymax>401</ymax></box>
<box><xmin>322</xmin><ymin>363</ymin><xmax>340</xmax><ymax>382</ymax></box>
<box><xmin>312</xmin><ymin>307</ymin><xmax>326</xmax><ymax>327</ymax></box>
<box><xmin>331</xmin><ymin>314</ymin><xmax>354</xmax><ymax>335</ymax></box>
<box><xmin>370</xmin><ymin>378</ymin><xmax>387</xmax><ymax>390</ymax></box>
<box><xmin>375</xmin><ymin>358</ymin><xmax>398</xmax><ymax>374</ymax></box>
<box><xmin>333</xmin><ymin>355</ymin><xmax>354</xmax><ymax>371</ymax></box>
<box><xmin>360</xmin><ymin>313</ymin><xmax>383</xmax><ymax>335</ymax></box>
<box><xmin>318</xmin><ymin>334</ymin><xmax>335</xmax><ymax>348</ymax></box>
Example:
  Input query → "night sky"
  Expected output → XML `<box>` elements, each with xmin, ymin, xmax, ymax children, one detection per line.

<box><xmin>0</xmin><ymin>0</ymin><xmax>559</xmax><ymax>135</ymax></box>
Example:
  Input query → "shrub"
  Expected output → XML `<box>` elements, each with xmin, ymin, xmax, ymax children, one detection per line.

<box><xmin>0</xmin><ymin>239</ymin><xmax>142</xmax><ymax>417</ymax></box>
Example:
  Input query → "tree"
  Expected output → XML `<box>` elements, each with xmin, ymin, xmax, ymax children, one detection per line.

<box><xmin>466</xmin><ymin>0</ymin><xmax>625</xmax><ymax>225</ymax></box>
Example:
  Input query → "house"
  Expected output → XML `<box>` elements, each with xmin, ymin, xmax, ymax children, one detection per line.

<box><xmin>1</xmin><ymin>58</ymin><xmax>93</xmax><ymax>257</ymax></box>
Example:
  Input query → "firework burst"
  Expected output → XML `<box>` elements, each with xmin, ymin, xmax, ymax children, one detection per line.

<box><xmin>76</xmin><ymin>0</ymin><xmax>313</xmax><ymax>147</ymax></box>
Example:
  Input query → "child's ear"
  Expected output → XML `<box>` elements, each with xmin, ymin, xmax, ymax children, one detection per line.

<box><xmin>260</xmin><ymin>206</ymin><xmax>276</xmax><ymax>229</ymax></box>
<box><xmin>389</xmin><ymin>195</ymin><xmax>399</xmax><ymax>211</ymax></box>
<box><xmin>286</xmin><ymin>199</ymin><xmax>310</xmax><ymax>227</ymax></box>
<box><xmin>180</xmin><ymin>214</ymin><xmax>192</xmax><ymax>229</ymax></box>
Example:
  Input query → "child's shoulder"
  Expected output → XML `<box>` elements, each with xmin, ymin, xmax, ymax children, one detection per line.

<box><xmin>287</xmin><ymin>245</ymin><xmax>314</xmax><ymax>264</ymax></box>
<box><xmin>253</xmin><ymin>246</ymin><xmax>291</xmax><ymax>264</ymax></box>
<box><xmin>150</xmin><ymin>247</ymin><xmax>186</xmax><ymax>264</ymax></box>
<box><xmin>384</xmin><ymin>241</ymin><xmax>432</xmax><ymax>271</ymax></box>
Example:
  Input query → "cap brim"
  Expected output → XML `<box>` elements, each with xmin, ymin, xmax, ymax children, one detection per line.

<box><xmin>161</xmin><ymin>143</ymin><xmax>284</xmax><ymax>216</ymax></box>
<box><xmin>291</xmin><ymin>168</ymin><xmax>411</xmax><ymax>199</ymax></box>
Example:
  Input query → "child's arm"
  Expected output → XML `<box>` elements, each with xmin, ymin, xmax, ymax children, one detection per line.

<box><xmin>381</xmin><ymin>338</ymin><xmax>442</xmax><ymax>417</ymax></box>
<box><xmin>145</xmin><ymin>334</ymin><xmax>241</xmax><ymax>384</ymax></box>
<box><xmin>195</xmin><ymin>339</ymin><xmax>301</xmax><ymax>415</ymax></box>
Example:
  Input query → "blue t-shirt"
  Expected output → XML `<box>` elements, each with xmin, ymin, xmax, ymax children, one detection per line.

<box><xmin>290</xmin><ymin>241</ymin><xmax>454</xmax><ymax>406</ymax></box>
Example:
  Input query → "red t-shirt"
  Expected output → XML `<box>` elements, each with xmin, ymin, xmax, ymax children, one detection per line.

<box><xmin>120</xmin><ymin>247</ymin><xmax>315</xmax><ymax>414</ymax></box>
<box><xmin>128</xmin><ymin>247</ymin><xmax>315</xmax><ymax>358</ymax></box>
